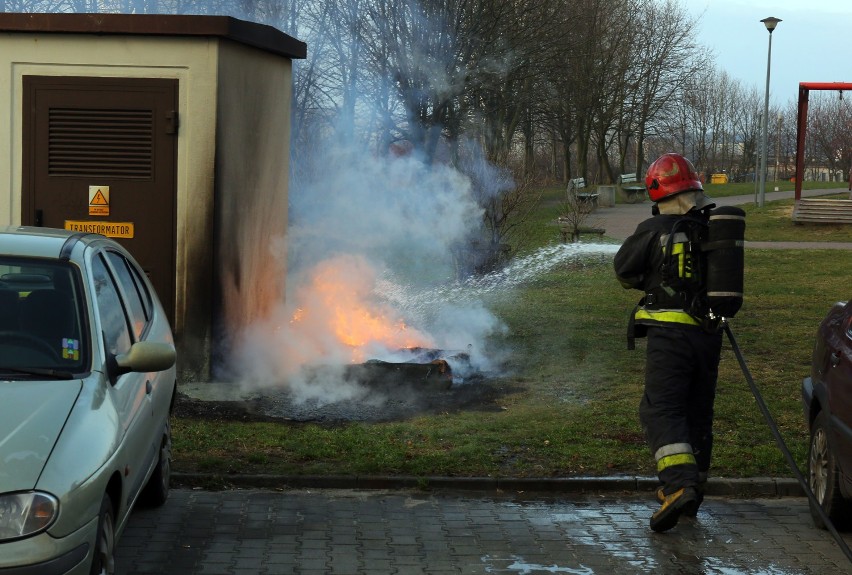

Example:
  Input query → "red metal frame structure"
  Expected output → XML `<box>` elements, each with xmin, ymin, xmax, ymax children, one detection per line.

<box><xmin>794</xmin><ymin>82</ymin><xmax>852</xmax><ymax>201</ymax></box>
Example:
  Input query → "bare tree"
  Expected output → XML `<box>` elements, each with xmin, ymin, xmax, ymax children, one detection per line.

<box><xmin>14</xmin><ymin>0</ymin><xmax>826</xmax><ymax>265</ymax></box>
<box><xmin>729</xmin><ymin>86</ymin><xmax>763</xmax><ymax>179</ymax></box>
<box><xmin>808</xmin><ymin>90</ymin><xmax>852</xmax><ymax>182</ymax></box>
<box><xmin>626</xmin><ymin>0</ymin><xmax>704</xmax><ymax>176</ymax></box>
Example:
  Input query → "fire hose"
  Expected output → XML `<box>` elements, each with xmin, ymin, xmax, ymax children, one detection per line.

<box><xmin>724</xmin><ymin>322</ymin><xmax>852</xmax><ymax>564</ymax></box>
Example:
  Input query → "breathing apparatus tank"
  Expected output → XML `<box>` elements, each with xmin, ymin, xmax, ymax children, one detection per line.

<box><xmin>702</xmin><ymin>206</ymin><xmax>746</xmax><ymax>318</ymax></box>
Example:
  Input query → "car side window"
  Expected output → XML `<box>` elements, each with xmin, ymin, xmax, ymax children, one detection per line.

<box><xmin>91</xmin><ymin>254</ymin><xmax>132</xmax><ymax>356</ymax></box>
<box><xmin>126</xmin><ymin>259</ymin><xmax>153</xmax><ymax>320</ymax></box>
<box><xmin>105</xmin><ymin>251</ymin><xmax>148</xmax><ymax>341</ymax></box>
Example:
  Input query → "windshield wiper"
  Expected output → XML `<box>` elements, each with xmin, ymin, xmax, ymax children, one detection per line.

<box><xmin>0</xmin><ymin>367</ymin><xmax>76</xmax><ymax>380</ymax></box>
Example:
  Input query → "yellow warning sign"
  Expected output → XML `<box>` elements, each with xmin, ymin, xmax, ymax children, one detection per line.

<box><xmin>65</xmin><ymin>220</ymin><xmax>134</xmax><ymax>238</ymax></box>
<box><xmin>88</xmin><ymin>186</ymin><xmax>110</xmax><ymax>217</ymax></box>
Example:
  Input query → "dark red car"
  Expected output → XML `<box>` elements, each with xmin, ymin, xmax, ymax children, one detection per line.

<box><xmin>802</xmin><ymin>299</ymin><xmax>852</xmax><ymax>530</ymax></box>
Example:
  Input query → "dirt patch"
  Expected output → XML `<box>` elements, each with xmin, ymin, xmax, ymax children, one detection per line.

<box><xmin>174</xmin><ymin>376</ymin><xmax>520</xmax><ymax>424</ymax></box>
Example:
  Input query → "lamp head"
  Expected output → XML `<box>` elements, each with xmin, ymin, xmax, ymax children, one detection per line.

<box><xmin>761</xmin><ymin>17</ymin><xmax>781</xmax><ymax>33</ymax></box>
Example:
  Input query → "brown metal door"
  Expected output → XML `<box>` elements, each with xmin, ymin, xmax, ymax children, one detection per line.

<box><xmin>22</xmin><ymin>76</ymin><xmax>178</xmax><ymax>323</ymax></box>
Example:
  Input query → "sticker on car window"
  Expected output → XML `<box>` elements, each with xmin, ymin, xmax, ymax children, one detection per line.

<box><xmin>62</xmin><ymin>338</ymin><xmax>80</xmax><ymax>360</ymax></box>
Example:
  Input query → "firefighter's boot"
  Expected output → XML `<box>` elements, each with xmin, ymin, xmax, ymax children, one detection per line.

<box><xmin>656</xmin><ymin>485</ymin><xmax>704</xmax><ymax>518</ymax></box>
<box><xmin>650</xmin><ymin>486</ymin><xmax>699</xmax><ymax>532</ymax></box>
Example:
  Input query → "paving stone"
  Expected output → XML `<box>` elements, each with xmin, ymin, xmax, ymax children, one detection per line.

<box><xmin>116</xmin><ymin>488</ymin><xmax>852</xmax><ymax>575</ymax></box>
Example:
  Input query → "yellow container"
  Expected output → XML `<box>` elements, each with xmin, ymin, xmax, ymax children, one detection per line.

<box><xmin>710</xmin><ymin>173</ymin><xmax>728</xmax><ymax>184</ymax></box>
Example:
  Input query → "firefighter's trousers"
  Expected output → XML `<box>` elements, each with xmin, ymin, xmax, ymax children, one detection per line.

<box><xmin>640</xmin><ymin>325</ymin><xmax>723</xmax><ymax>493</ymax></box>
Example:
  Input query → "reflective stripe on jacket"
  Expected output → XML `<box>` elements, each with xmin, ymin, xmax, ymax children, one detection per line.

<box><xmin>634</xmin><ymin>307</ymin><xmax>700</xmax><ymax>327</ymax></box>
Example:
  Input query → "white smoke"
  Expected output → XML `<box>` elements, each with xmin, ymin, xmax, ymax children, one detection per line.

<box><xmin>287</xmin><ymin>145</ymin><xmax>482</xmax><ymax>277</ymax></box>
<box><xmin>227</xmin><ymin>138</ymin><xmax>511</xmax><ymax>402</ymax></box>
<box><xmin>216</xmin><ymin>2</ymin><xmax>519</xmax><ymax>402</ymax></box>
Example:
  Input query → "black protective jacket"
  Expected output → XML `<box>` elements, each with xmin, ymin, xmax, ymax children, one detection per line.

<box><xmin>614</xmin><ymin>210</ymin><xmax>712</xmax><ymax>347</ymax></box>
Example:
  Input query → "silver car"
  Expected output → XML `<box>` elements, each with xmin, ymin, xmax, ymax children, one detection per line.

<box><xmin>0</xmin><ymin>227</ymin><xmax>176</xmax><ymax>574</ymax></box>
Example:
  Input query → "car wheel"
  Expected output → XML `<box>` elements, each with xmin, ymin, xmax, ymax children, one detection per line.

<box><xmin>808</xmin><ymin>410</ymin><xmax>852</xmax><ymax>530</ymax></box>
<box><xmin>140</xmin><ymin>420</ymin><xmax>171</xmax><ymax>507</ymax></box>
<box><xmin>90</xmin><ymin>494</ymin><xmax>116</xmax><ymax>575</ymax></box>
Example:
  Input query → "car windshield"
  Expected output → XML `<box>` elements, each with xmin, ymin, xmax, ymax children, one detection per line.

<box><xmin>0</xmin><ymin>257</ymin><xmax>88</xmax><ymax>376</ymax></box>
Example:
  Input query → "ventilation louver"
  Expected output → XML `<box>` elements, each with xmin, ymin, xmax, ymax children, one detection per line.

<box><xmin>48</xmin><ymin>108</ymin><xmax>153</xmax><ymax>179</ymax></box>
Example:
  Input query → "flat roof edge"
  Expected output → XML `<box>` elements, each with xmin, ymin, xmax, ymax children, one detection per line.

<box><xmin>0</xmin><ymin>13</ymin><xmax>307</xmax><ymax>59</ymax></box>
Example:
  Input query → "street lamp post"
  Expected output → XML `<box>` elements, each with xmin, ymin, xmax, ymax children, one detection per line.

<box><xmin>758</xmin><ymin>16</ymin><xmax>781</xmax><ymax>207</ymax></box>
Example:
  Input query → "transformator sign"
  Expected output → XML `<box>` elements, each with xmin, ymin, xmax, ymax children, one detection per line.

<box><xmin>64</xmin><ymin>220</ymin><xmax>135</xmax><ymax>238</ymax></box>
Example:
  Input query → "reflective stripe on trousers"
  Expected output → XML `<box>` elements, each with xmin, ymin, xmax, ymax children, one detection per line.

<box><xmin>655</xmin><ymin>443</ymin><xmax>697</xmax><ymax>473</ymax></box>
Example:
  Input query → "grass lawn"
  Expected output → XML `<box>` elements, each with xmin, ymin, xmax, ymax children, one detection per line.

<box><xmin>172</xmin><ymin>180</ymin><xmax>851</xmax><ymax>481</ymax></box>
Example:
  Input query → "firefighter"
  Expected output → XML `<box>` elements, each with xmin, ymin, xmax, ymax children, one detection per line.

<box><xmin>614</xmin><ymin>153</ymin><xmax>722</xmax><ymax>533</ymax></box>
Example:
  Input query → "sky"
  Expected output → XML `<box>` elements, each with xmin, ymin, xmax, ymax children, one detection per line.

<box><xmin>686</xmin><ymin>0</ymin><xmax>852</xmax><ymax>105</ymax></box>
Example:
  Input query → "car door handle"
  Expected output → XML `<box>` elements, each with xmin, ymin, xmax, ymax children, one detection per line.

<box><xmin>146</xmin><ymin>380</ymin><xmax>152</xmax><ymax>394</ymax></box>
<box><xmin>831</xmin><ymin>352</ymin><xmax>841</xmax><ymax>367</ymax></box>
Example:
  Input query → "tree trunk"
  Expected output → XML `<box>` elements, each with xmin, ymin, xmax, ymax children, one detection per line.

<box><xmin>523</xmin><ymin>108</ymin><xmax>534</xmax><ymax>177</ymax></box>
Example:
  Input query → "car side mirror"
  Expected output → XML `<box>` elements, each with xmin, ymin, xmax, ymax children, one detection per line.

<box><xmin>114</xmin><ymin>341</ymin><xmax>176</xmax><ymax>376</ymax></box>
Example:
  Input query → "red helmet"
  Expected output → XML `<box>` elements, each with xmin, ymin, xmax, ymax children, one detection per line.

<box><xmin>645</xmin><ymin>153</ymin><xmax>703</xmax><ymax>202</ymax></box>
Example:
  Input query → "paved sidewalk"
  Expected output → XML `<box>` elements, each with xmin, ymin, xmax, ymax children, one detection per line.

<box><xmin>596</xmin><ymin>188</ymin><xmax>851</xmax><ymax>243</ymax></box>
<box><xmin>116</xmin><ymin>488</ymin><xmax>852</xmax><ymax>574</ymax></box>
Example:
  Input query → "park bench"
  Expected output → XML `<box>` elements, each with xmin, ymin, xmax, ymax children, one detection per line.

<box><xmin>619</xmin><ymin>173</ymin><xmax>646</xmax><ymax>203</ymax></box>
<box><xmin>557</xmin><ymin>216</ymin><xmax>606</xmax><ymax>243</ymax></box>
<box><xmin>792</xmin><ymin>198</ymin><xmax>852</xmax><ymax>224</ymax></box>
<box><xmin>568</xmin><ymin>177</ymin><xmax>598</xmax><ymax>210</ymax></box>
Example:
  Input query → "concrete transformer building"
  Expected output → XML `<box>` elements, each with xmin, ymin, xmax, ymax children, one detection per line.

<box><xmin>0</xmin><ymin>13</ymin><xmax>307</xmax><ymax>381</ymax></box>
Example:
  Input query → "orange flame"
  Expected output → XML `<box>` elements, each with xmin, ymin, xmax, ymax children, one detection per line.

<box><xmin>293</xmin><ymin>255</ymin><xmax>433</xmax><ymax>362</ymax></box>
